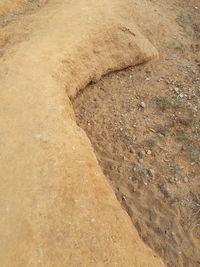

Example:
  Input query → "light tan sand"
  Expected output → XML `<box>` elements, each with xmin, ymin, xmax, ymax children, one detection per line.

<box><xmin>0</xmin><ymin>0</ymin><xmax>164</xmax><ymax>266</ymax></box>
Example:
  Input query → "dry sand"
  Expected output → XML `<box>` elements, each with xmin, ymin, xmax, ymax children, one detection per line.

<box><xmin>0</xmin><ymin>0</ymin><xmax>165</xmax><ymax>266</ymax></box>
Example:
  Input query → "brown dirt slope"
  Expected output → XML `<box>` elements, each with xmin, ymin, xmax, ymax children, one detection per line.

<box><xmin>0</xmin><ymin>0</ymin><xmax>164</xmax><ymax>266</ymax></box>
<box><xmin>74</xmin><ymin>0</ymin><xmax>200</xmax><ymax>266</ymax></box>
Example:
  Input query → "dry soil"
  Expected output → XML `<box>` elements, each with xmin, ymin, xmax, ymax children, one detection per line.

<box><xmin>74</xmin><ymin>0</ymin><xmax>200</xmax><ymax>266</ymax></box>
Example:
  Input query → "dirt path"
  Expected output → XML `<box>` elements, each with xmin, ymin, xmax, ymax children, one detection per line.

<box><xmin>0</xmin><ymin>0</ymin><xmax>166</xmax><ymax>266</ymax></box>
<box><xmin>74</xmin><ymin>0</ymin><xmax>200</xmax><ymax>266</ymax></box>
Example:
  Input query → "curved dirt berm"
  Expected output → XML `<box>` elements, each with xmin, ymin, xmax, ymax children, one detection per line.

<box><xmin>0</xmin><ymin>0</ymin><xmax>163</xmax><ymax>266</ymax></box>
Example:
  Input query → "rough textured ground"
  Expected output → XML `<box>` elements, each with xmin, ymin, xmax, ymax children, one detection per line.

<box><xmin>74</xmin><ymin>0</ymin><xmax>200</xmax><ymax>266</ymax></box>
<box><xmin>0</xmin><ymin>0</ymin><xmax>46</xmax><ymax>16</ymax></box>
<box><xmin>0</xmin><ymin>0</ymin><xmax>165</xmax><ymax>266</ymax></box>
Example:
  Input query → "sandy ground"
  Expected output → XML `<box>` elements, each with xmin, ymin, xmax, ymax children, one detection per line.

<box><xmin>0</xmin><ymin>0</ymin><xmax>45</xmax><ymax>16</ymax></box>
<box><xmin>0</xmin><ymin>0</ymin><xmax>199</xmax><ymax>266</ymax></box>
<box><xmin>0</xmin><ymin>0</ymin><xmax>165</xmax><ymax>266</ymax></box>
<box><xmin>74</xmin><ymin>0</ymin><xmax>200</xmax><ymax>266</ymax></box>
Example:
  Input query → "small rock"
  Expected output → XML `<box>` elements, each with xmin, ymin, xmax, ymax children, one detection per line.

<box><xmin>183</xmin><ymin>177</ymin><xmax>189</xmax><ymax>183</ymax></box>
<box><xmin>122</xmin><ymin>195</ymin><xmax>126</xmax><ymax>201</ymax></box>
<box><xmin>148</xmin><ymin>169</ymin><xmax>155</xmax><ymax>177</ymax></box>
<box><xmin>178</xmin><ymin>93</ymin><xmax>184</xmax><ymax>98</ymax></box>
<box><xmin>169</xmin><ymin>177</ymin><xmax>176</xmax><ymax>184</ymax></box>
<box><xmin>174</xmin><ymin>87</ymin><xmax>179</xmax><ymax>93</ymax></box>
<box><xmin>140</xmin><ymin>102</ymin><xmax>146</xmax><ymax>108</ymax></box>
<box><xmin>146</xmin><ymin>150</ymin><xmax>152</xmax><ymax>155</ymax></box>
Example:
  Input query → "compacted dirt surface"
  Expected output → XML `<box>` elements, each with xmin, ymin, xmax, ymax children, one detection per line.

<box><xmin>74</xmin><ymin>0</ymin><xmax>200</xmax><ymax>266</ymax></box>
<box><xmin>0</xmin><ymin>0</ymin><xmax>166</xmax><ymax>266</ymax></box>
<box><xmin>0</xmin><ymin>0</ymin><xmax>199</xmax><ymax>266</ymax></box>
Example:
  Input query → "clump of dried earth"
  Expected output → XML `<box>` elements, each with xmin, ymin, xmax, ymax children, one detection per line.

<box><xmin>74</xmin><ymin>0</ymin><xmax>200</xmax><ymax>266</ymax></box>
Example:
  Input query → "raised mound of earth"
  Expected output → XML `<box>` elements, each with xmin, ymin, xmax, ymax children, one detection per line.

<box><xmin>0</xmin><ymin>0</ymin><xmax>164</xmax><ymax>266</ymax></box>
